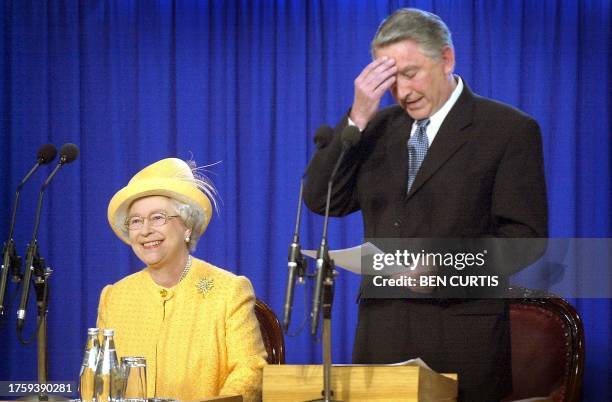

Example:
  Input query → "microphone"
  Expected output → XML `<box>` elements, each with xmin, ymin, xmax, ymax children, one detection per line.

<box><xmin>16</xmin><ymin>143</ymin><xmax>79</xmax><ymax>330</ymax></box>
<box><xmin>57</xmin><ymin>143</ymin><xmax>80</xmax><ymax>164</ymax></box>
<box><xmin>310</xmin><ymin>126</ymin><xmax>360</xmax><ymax>335</ymax></box>
<box><xmin>283</xmin><ymin>126</ymin><xmax>334</xmax><ymax>332</ymax></box>
<box><xmin>313</xmin><ymin>125</ymin><xmax>334</xmax><ymax>150</ymax></box>
<box><xmin>0</xmin><ymin>144</ymin><xmax>57</xmax><ymax>316</ymax></box>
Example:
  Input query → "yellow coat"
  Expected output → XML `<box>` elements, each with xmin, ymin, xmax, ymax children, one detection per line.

<box><xmin>96</xmin><ymin>257</ymin><xmax>267</xmax><ymax>402</ymax></box>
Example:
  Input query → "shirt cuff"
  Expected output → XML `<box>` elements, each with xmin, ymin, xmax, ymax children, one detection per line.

<box><xmin>347</xmin><ymin>116</ymin><xmax>363</xmax><ymax>132</ymax></box>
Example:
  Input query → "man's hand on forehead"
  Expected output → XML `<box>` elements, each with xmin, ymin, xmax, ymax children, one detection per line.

<box><xmin>350</xmin><ymin>56</ymin><xmax>397</xmax><ymax>131</ymax></box>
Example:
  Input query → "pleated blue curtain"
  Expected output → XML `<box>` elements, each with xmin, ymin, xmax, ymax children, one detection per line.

<box><xmin>0</xmin><ymin>1</ymin><xmax>610</xmax><ymax>399</ymax></box>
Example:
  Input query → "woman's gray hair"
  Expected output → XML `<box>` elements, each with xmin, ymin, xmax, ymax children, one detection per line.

<box><xmin>371</xmin><ymin>8</ymin><xmax>453</xmax><ymax>60</ymax></box>
<box><xmin>171</xmin><ymin>198</ymin><xmax>206</xmax><ymax>252</ymax></box>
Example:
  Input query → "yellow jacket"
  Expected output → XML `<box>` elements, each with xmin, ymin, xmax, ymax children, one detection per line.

<box><xmin>96</xmin><ymin>257</ymin><xmax>267</xmax><ymax>402</ymax></box>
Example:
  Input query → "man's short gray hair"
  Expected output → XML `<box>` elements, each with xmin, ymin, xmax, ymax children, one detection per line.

<box><xmin>371</xmin><ymin>8</ymin><xmax>453</xmax><ymax>60</ymax></box>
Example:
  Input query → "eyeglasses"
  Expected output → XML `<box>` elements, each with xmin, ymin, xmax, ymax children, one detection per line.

<box><xmin>125</xmin><ymin>212</ymin><xmax>179</xmax><ymax>231</ymax></box>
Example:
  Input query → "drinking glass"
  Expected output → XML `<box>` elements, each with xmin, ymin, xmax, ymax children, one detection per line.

<box><xmin>121</xmin><ymin>356</ymin><xmax>147</xmax><ymax>402</ymax></box>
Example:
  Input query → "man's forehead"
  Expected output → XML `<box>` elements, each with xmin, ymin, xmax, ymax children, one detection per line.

<box><xmin>373</xmin><ymin>39</ymin><xmax>429</xmax><ymax>58</ymax></box>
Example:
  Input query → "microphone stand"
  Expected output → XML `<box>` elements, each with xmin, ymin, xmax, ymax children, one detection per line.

<box><xmin>34</xmin><ymin>260</ymin><xmax>56</xmax><ymax>401</ymax></box>
<box><xmin>17</xmin><ymin>245</ymin><xmax>63</xmax><ymax>402</ymax></box>
<box><xmin>320</xmin><ymin>272</ymin><xmax>336</xmax><ymax>402</ymax></box>
<box><xmin>283</xmin><ymin>126</ymin><xmax>355</xmax><ymax>401</ymax></box>
<box><xmin>284</xmin><ymin>125</ymin><xmax>333</xmax><ymax>333</ymax></box>
<box><xmin>308</xmin><ymin>178</ymin><xmax>341</xmax><ymax>402</ymax></box>
<box><xmin>19</xmin><ymin>242</ymin><xmax>56</xmax><ymax>401</ymax></box>
<box><xmin>17</xmin><ymin>163</ymin><xmax>68</xmax><ymax>402</ymax></box>
<box><xmin>0</xmin><ymin>238</ymin><xmax>20</xmax><ymax>316</ymax></box>
<box><xmin>1</xmin><ymin>161</ymin><xmax>43</xmax><ymax>316</ymax></box>
<box><xmin>283</xmin><ymin>178</ymin><xmax>308</xmax><ymax>332</ymax></box>
<box><xmin>308</xmin><ymin>126</ymin><xmax>360</xmax><ymax>402</ymax></box>
<box><xmin>19</xmin><ymin>241</ymin><xmax>60</xmax><ymax>401</ymax></box>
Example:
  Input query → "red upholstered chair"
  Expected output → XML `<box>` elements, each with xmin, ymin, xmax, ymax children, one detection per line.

<box><xmin>254</xmin><ymin>299</ymin><xmax>286</xmax><ymax>364</ymax></box>
<box><xmin>503</xmin><ymin>288</ymin><xmax>584</xmax><ymax>402</ymax></box>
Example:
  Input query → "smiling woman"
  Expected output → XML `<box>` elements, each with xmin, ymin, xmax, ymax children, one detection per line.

<box><xmin>97</xmin><ymin>158</ymin><xmax>267</xmax><ymax>402</ymax></box>
<box><xmin>126</xmin><ymin>197</ymin><xmax>192</xmax><ymax>286</ymax></box>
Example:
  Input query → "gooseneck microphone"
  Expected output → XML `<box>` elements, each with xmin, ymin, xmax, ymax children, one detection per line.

<box><xmin>310</xmin><ymin>125</ymin><xmax>361</xmax><ymax>335</ymax></box>
<box><xmin>16</xmin><ymin>143</ymin><xmax>79</xmax><ymax>331</ymax></box>
<box><xmin>283</xmin><ymin>126</ymin><xmax>334</xmax><ymax>333</ymax></box>
<box><xmin>0</xmin><ymin>144</ymin><xmax>57</xmax><ymax>317</ymax></box>
<box><xmin>313</xmin><ymin>125</ymin><xmax>334</xmax><ymax>151</ymax></box>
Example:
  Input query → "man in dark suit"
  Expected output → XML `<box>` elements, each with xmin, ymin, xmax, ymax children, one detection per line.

<box><xmin>304</xmin><ymin>8</ymin><xmax>547</xmax><ymax>401</ymax></box>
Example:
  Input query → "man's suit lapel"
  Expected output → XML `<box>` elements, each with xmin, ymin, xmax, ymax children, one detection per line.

<box><xmin>386</xmin><ymin>111</ymin><xmax>413</xmax><ymax>195</ymax></box>
<box><xmin>405</xmin><ymin>83</ymin><xmax>476</xmax><ymax>200</ymax></box>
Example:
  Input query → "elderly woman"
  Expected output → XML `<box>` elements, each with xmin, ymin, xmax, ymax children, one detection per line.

<box><xmin>97</xmin><ymin>158</ymin><xmax>267</xmax><ymax>401</ymax></box>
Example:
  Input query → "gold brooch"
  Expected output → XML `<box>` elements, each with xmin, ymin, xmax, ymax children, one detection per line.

<box><xmin>196</xmin><ymin>277</ymin><xmax>214</xmax><ymax>296</ymax></box>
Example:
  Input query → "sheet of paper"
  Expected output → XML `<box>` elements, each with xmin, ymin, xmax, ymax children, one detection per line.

<box><xmin>332</xmin><ymin>357</ymin><xmax>432</xmax><ymax>371</ymax></box>
<box><xmin>301</xmin><ymin>242</ymin><xmax>383</xmax><ymax>274</ymax></box>
<box><xmin>387</xmin><ymin>357</ymin><xmax>432</xmax><ymax>370</ymax></box>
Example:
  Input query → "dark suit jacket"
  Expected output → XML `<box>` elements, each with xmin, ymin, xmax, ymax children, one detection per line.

<box><xmin>303</xmin><ymin>81</ymin><xmax>548</xmax><ymax>401</ymax></box>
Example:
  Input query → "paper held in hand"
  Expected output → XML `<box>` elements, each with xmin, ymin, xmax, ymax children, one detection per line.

<box><xmin>301</xmin><ymin>242</ymin><xmax>383</xmax><ymax>275</ymax></box>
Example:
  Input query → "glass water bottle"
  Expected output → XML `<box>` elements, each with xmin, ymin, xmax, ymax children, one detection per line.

<box><xmin>79</xmin><ymin>328</ymin><xmax>100</xmax><ymax>402</ymax></box>
<box><xmin>94</xmin><ymin>329</ymin><xmax>123</xmax><ymax>402</ymax></box>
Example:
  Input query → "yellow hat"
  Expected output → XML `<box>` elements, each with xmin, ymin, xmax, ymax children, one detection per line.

<box><xmin>108</xmin><ymin>158</ymin><xmax>215</xmax><ymax>244</ymax></box>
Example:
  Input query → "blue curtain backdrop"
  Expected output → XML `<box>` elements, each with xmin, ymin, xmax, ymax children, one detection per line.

<box><xmin>0</xmin><ymin>0</ymin><xmax>610</xmax><ymax>400</ymax></box>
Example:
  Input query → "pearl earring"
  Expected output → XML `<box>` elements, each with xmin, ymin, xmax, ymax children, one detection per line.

<box><xmin>185</xmin><ymin>236</ymin><xmax>191</xmax><ymax>243</ymax></box>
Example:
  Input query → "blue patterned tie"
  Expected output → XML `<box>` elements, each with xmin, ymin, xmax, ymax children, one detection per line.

<box><xmin>407</xmin><ymin>118</ymin><xmax>430</xmax><ymax>193</ymax></box>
